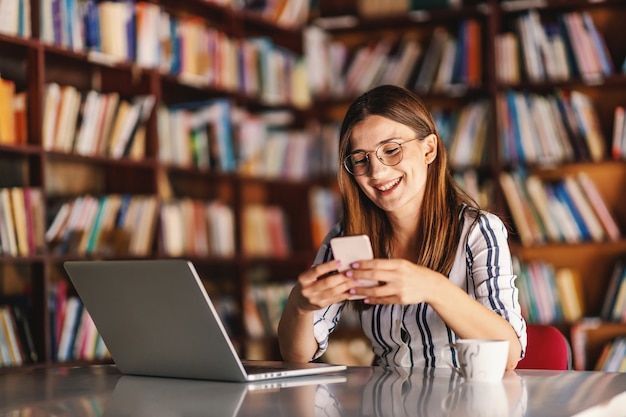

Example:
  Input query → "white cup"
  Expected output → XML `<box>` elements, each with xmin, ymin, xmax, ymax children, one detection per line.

<box><xmin>441</xmin><ymin>339</ymin><xmax>509</xmax><ymax>383</ymax></box>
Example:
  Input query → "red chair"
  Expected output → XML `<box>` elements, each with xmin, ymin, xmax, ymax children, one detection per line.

<box><xmin>517</xmin><ymin>324</ymin><xmax>571</xmax><ymax>370</ymax></box>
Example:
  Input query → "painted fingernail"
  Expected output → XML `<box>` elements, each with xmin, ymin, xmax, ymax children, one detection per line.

<box><xmin>345</xmin><ymin>270</ymin><xmax>353</xmax><ymax>277</ymax></box>
<box><xmin>349</xmin><ymin>289</ymin><xmax>356</xmax><ymax>295</ymax></box>
<box><xmin>364</xmin><ymin>298</ymin><xmax>370</xmax><ymax>304</ymax></box>
<box><xmin>351</xmin><ymin>262</ymin><xmax>359</xmax><ymax>268</ymax></box>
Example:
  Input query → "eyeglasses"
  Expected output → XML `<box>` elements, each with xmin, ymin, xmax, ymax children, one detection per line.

<box><xmin>343</xmin><ymin>137</ymin><xmax>421</xmax><ymax>176</ymax></box>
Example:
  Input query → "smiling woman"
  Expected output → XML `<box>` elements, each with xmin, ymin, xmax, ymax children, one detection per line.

<box><xmin>277</xmin><ymin>85</ymin><xmax>527</xmax><ymax>370</ymax></box>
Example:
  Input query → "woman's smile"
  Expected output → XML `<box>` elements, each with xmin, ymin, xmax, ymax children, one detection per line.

<box><xmin>374</xmin><ymin>177</ymin><xmax>402</xmax><ymax>193</ymax></box>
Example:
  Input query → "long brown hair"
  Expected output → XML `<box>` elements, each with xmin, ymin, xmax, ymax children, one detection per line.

<box><xmin>337</xmin><ymin>85</ymin><xmax>478</xmax><ymax>279</ymax></box>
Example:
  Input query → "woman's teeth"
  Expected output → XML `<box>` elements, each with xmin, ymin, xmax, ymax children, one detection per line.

<box><xmin>377</xmin><ymin>178</ymin><xmax>400</xmax><ymax>191</ymax></box>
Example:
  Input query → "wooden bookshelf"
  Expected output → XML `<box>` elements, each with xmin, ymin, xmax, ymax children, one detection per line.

<box><xmin>311</xmin><ymin>0</ymin><xmax>626</xmax><ymax>369</ymax></box>
<box><xmin>1</xmin><ymin>0</ymin><xmax>625</xmax><ymax>371</ymax></box>
<box><xmin>0</xmin><ymin>0</ymin><xmax>336</xmax><ymax>370</ymax></box>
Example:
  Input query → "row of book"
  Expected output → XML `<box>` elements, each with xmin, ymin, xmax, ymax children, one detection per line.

<box><xmin>43</xmin><ymin>187</ymin><xmax>340</xmax><ymax>260</ymax></box>
<box><xmin>38</xmin><ymin>1</ymin><xmax>310</xmax><ymax>108</ymax></box>
<box><xmin>496</xmin><ymin>10</ymin><xmax>615</xmax><ymax>84</ymax></box>
<box><xmin>162</xmin><ymin>96</ymin><xmax>492</xmax><ymax>180</ymax></box>
<box><xmin>157</xmin><ymin>99</ymin><xmax>340</xmax><ymax>178</ymax></box>
<box><xmin>0</xmin><ymin>75</ymin><xmax>27</xmax><ymax>146</ymax></box>
<box><xmin>0</xmin><ymin>304</ymin><xmax>36</xmax><ymax>368</ymax></box>
<box><xmin>42</xmin><ymin>83</ymin><xmax>155</xmax><ymax>159</ymax></box>
<box><xmin>309</xmin><ymin>187</ymin><xmax>341</xmax><ymax>248</ymax></box>
<box><xmin>0</xmin><ymin>187</ymin><xmax>45</xmax><ymax>257</ymax></box>
<box><xmin>244</xmin><ymin>281</ymin><xmax>293</xmax><ymax>338</ymax></box>
<box><xmin>160</xmin><ymin>199</ymin><xmax>235</xmax><ymax>258</ymax></box>
<box><xmin>45</xmin><ymin>194</ymin><xmax>158</xmax><ymax>257</ymax></box>
<box><xmin>601</xmin><ymin>260</ymin><xmax>626</xmax><ymax>323</ymax></box>
<box><xmin>453</xmin><ymin>169</ymin><xmax>495</xmax><ymax>211</ymax></box>
<box><xmin>513</xmin><ymin>258</ymin><xmax>584</xmax><ymax>325</ymax></box>
<box><xmin>157</xmin><ymin>100</ymin><xmax>234</xmax><ymax>172</ymax></box>
<box><xmin>433</xmin><ymin>100</ymin><xmax>489</xmax><ymax>169</ymax></box>
<box><xmin>497</xmin><ymin>89</ymin><xmax>605</xmax><ymax>166</ymax></box>
<box><xmin>595</xmin><ymin>337</ymin><xmax>626</xmax><ymax>372</ymax></box>
<box><xmin>499</xmin><ymin>170</ymin><xmax>620</xmax><ymax>247</ymax></box>
<box><xmin>49</xmin><ymin>280</ymin><xmax>109</xmax><ymax>362</ymax></box>
<box><xmin>305</xmin><ymin>18</ymin><xmax>480</xmax><ymax>99</ymax></box>
<box><xmin>1</xmin><ymin>0</ymin><xmax>310</xmax><ymax>39</ymax></box>
<box><xmin>241</xmin><ymin>204</ymin><xmax>291</xmax><ymax>258</ymax></box>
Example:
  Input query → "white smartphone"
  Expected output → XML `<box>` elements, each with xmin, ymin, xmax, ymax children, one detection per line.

<box><xmin>329</xmin><ymin>234</ymin><xmax>378</xmax><ymax>300</ymax></box>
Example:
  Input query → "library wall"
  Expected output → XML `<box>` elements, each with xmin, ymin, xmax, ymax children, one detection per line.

<box><xmin>0</xmin><ymin>0</ymin><xmax>625</xmax><ymax>371</ymax></box>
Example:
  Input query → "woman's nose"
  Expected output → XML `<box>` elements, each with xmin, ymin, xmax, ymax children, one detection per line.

<box><xmin>368</xmin><ymin>154</ymin><xmax>388</xmax><ymax>175</ymax></box>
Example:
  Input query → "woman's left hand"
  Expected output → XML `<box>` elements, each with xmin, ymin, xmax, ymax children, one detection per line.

<box><xmin>346</xmin><ymin>258</ymin><xmax>443</xmax><ymax>305</ymax></box>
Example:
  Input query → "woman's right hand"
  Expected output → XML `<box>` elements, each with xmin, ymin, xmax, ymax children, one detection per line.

<box><xmin>292</xmin><ymin>260</ymin><xmax>355</xmax><ymax>311</ymax></box>
<box><xmin>278</xmin><ymin>260</ymin><xmax>354</xmax><ymax>362</ymax></box>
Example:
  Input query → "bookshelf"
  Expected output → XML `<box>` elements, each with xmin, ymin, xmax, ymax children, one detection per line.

<box><xmin>1</xmin><ymin>0</ymin><xmax>625</xmax><ymax>371</ymax></box>
<box><xmin>0</xmin><ymin>0</ymin><xmax>337</xmax><ymax>370</ymax></box>
<box><xmin>492</xmin><ymin>0</ymin><xmax>626</xmax><ymax>371</ymax></box>
<box><xmin>309</xmin><ymin>0</ymin><xmax>626</xmax><ymax>369</ymax></box>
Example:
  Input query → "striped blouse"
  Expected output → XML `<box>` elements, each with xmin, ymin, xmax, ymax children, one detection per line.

<box><xmin>311</xmin><ymin>208</ymin><xmax>527</xmax><ymax>367</ymax></box>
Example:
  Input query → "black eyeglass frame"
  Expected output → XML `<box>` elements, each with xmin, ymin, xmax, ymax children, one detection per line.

<box><xmin>342</xmin><ymin>137</ymin><xmax>421</xmax><ymax>176</ymax></box>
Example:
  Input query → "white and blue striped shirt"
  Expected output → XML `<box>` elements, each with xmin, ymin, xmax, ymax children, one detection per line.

<box><xmin>312</xmin><ymin>208</ymin><xmax>527</xmax><ymax>367</ymax></box>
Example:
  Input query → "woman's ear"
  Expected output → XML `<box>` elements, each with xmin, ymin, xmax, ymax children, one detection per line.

<box><xmin>423</xmin><ymin>134</ymin><xmax>438</xmax><ymax>164</ymax></box>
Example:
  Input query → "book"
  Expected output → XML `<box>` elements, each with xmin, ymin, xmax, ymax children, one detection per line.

<box><xmin>554</xmin><ymin>268</ymin><xmax>584</xmax><ymax>322</ymax></box>
<box><xmin>554</xmin><ymin>90</ymin><xmax>591</xmax><ymax>161</ymax></box>
<box><xmin>543</xmin><ymin>182</ymin><xmax>580</xmax><ymax>243</ymax></box>
<box><xmin>109</xmin><ymin>95</ymin><xmax>155</xmax><ymax>159</ymax></box>
<box><xmin>0</xmin><ymin>76</ymin><xmax>16</xmax><ymax>144</ymax></box>
<box><xmin>42</xmin><ymin>83</ymin><xmax>61</xmax><ymax>150</ymax></box>
<box><xmin>414</xmin><ymin>27</ymin><xmax>448</xmax><ymax>93</ymax></box>
<box><xmin>510</xmin><ymin>170</ymin><xmax>545</xmax><ymax>244</ymax></box>
<box><xmin>0</xmin><ymin>310</ymin><xmax>12</xmax><ymax>365</ymax></box>
<box><xmin>580</xmin><ymin>11</ymin><xmax>614</xmax><ymax>77</ymax></box>
<box><xmin>73</xmin><ymin>90</ymin><xmax>102</xmax><ymax>156</ymax></box>
<box><xmin>610</xmin><ymin>269</ymin><xmax>626</xmax><ymax>322</ymax></box>
<box><xmin>9</xmin><ymin>187</ymin><xmax>29</xmax><ymax>256</ymax></box>
<box><xmin>562</xmin><ymin>176</ymin><xmax>606</xmax><ymax>242</ymax></box>
<box><xmin>569</xmin><ymin>91</ymin><xmax>606</xmax><ymax>163</ymax></box>
<box><xmin>576</xmin><ymin>172</ymin><xmax>620</xmax><ymax>242</ymax></box>
<box><xmin>0</xmin><ymin>188</ymin><xmax>18</xmax><ymax>256</ymax></box>
<box><xmin>0</xmin><ymin>0</ymin><xmax>20</xmax><ymax>36</ymax></box>
<box><xmin>525</xmin><ymin>175</ymin><xmax>562</xmax><ymax>242</ymax></box>
<box><xmin>53</xmin><ymin>84</ymin><xmax>81</xmax><ymax>152</ymax></box>
<box><xmin>0</xmin><ymin>306</ymin><xmax>23</xmax><ymax>366</ymax></box>
<box><xmin>27</xmin><ymin>188</ymin><xmax>45</xmax><ymax>253</ymax></box>
<box><xmin>601</xmin><ymin>260</ymin><xmax>624</xmax><ymax>321</ymax></box>
<box><xmin>499</xmin><ymin>171</ymin><xmax>534</xmax><ymax>246</ymax></box>
<box><xmin>612</xmin><ymin>106</ymin><xmax>625</xmax><ymax>160</ymax></box>
<box><xmin>0</xmin><ymin>201</ymin><xmax>8</xmax><ymax>255</ymax></box>
<box><xmin>562</xmin><ymin>12</ymin><xmax>603</xmax><ymax>83</ymax></box>
<box><xmin>96</xmin><ymin>92</ymin><xmax>121</xmax><ymax>156</ymax></box>
<box><xmin>553</xmin><ymin>181</ymin><xmax>590</xmax><ymax>241</ymax></box>
<box><xmin>13</xmin><ymin>91</ymin><xmax>29</xmax><ymax>145</ymax></box>
<box><xmin>10</xmin><ymin>304</ymin><xmax>37</xmax><ymax>363</ymax></box>
<box><xmin>56</xmin><ymin>296</ymin><xmax>82</xmax><ymax>362</ymax></box>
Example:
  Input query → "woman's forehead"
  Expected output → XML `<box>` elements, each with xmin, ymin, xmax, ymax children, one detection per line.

<box><xmin>350</xmin><ymin>116</ymin><xmax>414</xmax><ymax>147</ymax></box>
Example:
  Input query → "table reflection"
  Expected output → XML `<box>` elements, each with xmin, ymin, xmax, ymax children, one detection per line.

<box><xmin>3</xmin><ymin>365</ymin><xmax>626</xmax><ymax>417</ymax></box>
<box><xmin>99</xmin><ymin>367</ymin><xmax>527</xmax><ymax>417</ymax></box>
<box><xmin>358</xmin><ymin>367</ymin><xmax>527</xmax><ymax>417</ymax></box>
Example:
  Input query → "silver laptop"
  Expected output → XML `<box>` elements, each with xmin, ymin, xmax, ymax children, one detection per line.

<box><xmin>63</xmin><ymin>259</ymin><xmax>346</xmax><ymax>382</ymax></box>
